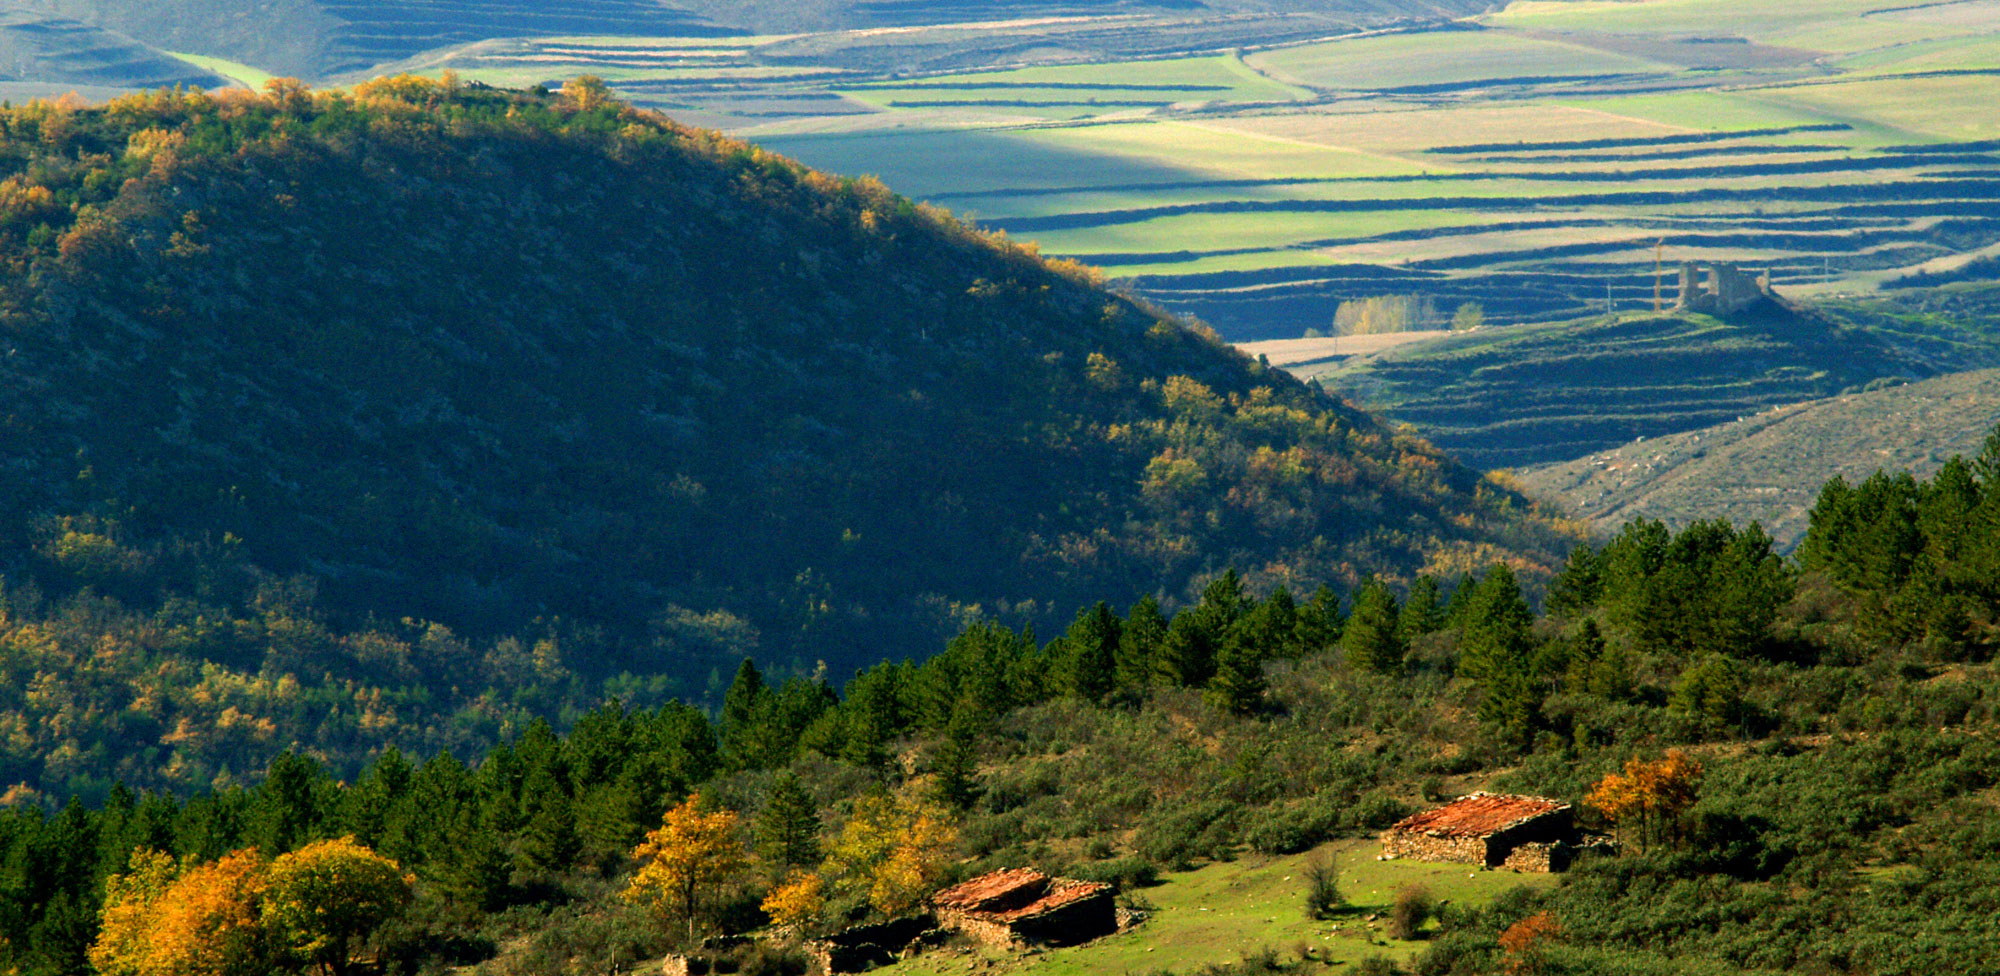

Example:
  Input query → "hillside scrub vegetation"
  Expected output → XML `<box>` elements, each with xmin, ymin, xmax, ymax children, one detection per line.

<box><xmin>8</xmin><ymin>433</ymin><xmax>2000</xmax><ymax>974</ymax></box>
<box><xmin>0</xmin><ymin>78</ymin><xmax>1577</xmax><ymax>798</ymax></box>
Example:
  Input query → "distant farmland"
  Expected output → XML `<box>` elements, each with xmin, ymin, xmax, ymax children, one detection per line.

<box><xmin>334</xmin><ymin>0</ymin><xmax>2000</xmax><ymax>340</ymax></box>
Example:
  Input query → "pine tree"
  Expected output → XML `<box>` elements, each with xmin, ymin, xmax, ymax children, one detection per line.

<box><xmin>441</xmin><ymin>802</ymin><xmax>512</xmax><ymax>911</ymax></box>
<box><xmin>721</xmin><ymin>658</ymin><xmax>770</xmax><ymax>769</ymax></box>
<box><xmin>1156</xmin><ymin>610</ymin><xmax>1220</xmax><ymax>688</ymax></box>
<box><xmin>1671</xmin><ymin>654</ymin><xmax>1744</xmax><ymax>731</ymax></box>
<box><xmin>519</xmin><ymin>764</ymin><xmax>581</xmax><ymax>873</ymax></box>
<box><xmin>1545</xmin><ymin>544</ymin><xmax>1604</xmax><ymax>619</ymax></box>
<box><xmin>1061</xmin><ymin>602</ymin><xmax>1121</xmax><ymax>704</ymax></box>
<box><xmin>1118</xmin><ymin>596</ymin><xmax>1168</xmax><ymax>691</ymax></box>
<box><xmin>1240</xmin><ymin>585</ymin><xmax>1300</xmax><ymax>658</ymax></box>
<box><xmin>1296</xmin><ymin>584</ymin><xmax>1344</xmax><ymax>653</ymax></box>
<box><xmin>1442</xmin><ymin>572</ymin><xmax>1479</xmax><ymax>630</ymax></box>
<box><xmin>756</xmin><ymin>772</ymin><xmax>822</xmax><ymax>868</ymax></box>
<box><xmin>249</xmin><ymin>751</ymin><xmax>331</xmax><ymax>855</ymax></box>
<box><xmin>1198</xmin><ymin>569</ymin><xmax>1249</xmax><ymax>628</ymax></box>
<box><xmin>1206</xmin><ymin>637</ymin><xmax>1267</xmax><ymax>715</ymax></box>
<box><xmin>1398</xmin><ymin>576</ymin><xmax>1446</xmax><ymax>643</ymax></box>
<box><xmin>1342</xmin><ymin>578</ymin><xmax>1404</xmax><ymax>674</ymax></box>
<box><xmin>930</xmin><ymin>712</ymin><xmax>983</xmax><ymax>810</ymax></box>
<box><xmin>1458</xmin><ymin>565</ymin><xmax>1534</xmax><ymax>682</ymax></box>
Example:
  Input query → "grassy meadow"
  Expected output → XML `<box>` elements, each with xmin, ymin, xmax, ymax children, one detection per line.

<box><xmin>881</xmin><ymin>841</ymin><xmax>1558</xmax><ymax>976</ymax></box>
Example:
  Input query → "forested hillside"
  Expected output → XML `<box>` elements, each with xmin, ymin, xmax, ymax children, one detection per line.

<box><xmin>7</xmin><ymin>437</ymin><xmax>2000</xmax><ymax>976</ymax></box>
<box><xmin>0</xmin><ymin>78</ymin><xmax>1572</xmax><ymax>799</ymax></box>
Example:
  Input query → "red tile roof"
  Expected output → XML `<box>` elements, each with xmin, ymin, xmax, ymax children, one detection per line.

<box><xmin>1388</xmin><ymin>792</ymin><xmax>1567</xmax><ymax>838</ymax></box>
<box><xmin>932</xmin><ymin>869</ymin><xmax>1111</xmax><ymax>922</ymax></box>
<box><xmin>933</xmin><ymin>868</ymin><xmax>1048</xmax><ymax>913</ymax></box>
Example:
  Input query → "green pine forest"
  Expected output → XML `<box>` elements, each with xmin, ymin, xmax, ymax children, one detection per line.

<box><xmin>5</xmin><ymin>77</ymin><xmax>2000</xmax><ymax>976</ymax></box>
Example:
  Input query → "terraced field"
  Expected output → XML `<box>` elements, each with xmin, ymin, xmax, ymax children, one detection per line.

<box><xmin>345</xmin><ymin>0</ymin><xmax>2000</xmax><ymax>341</ymax></box>
<box><xmin>315</xmin><ymin>0</ymin><xmax>728</xmax><ymax>76</ymax></box>
<box><xmin>1520</xmin><ymin>368</ymin><xmax>2000</xmax><ymax>548</ymax></box>
<box><xmin>26</xmin><ymin>1</ymin><xmax>2000</xmax><ymax>345</ymax></box>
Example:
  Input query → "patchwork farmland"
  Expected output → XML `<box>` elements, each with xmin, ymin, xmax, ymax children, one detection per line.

<box><xmin>357</xmin><ymin>0</ymin><xmax>2000</xmax><ymax>340</ymax></box>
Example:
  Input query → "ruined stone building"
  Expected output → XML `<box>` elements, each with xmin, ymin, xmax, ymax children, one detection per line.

<box><xmin>931</xmin><ymin>868</ymin><xmax>1117</xmax><ymax>947</ymax></box>
<box><xmin>1380</xmin><ymin>792</ymin><xmax>1587</xmax><ymax>872</ymax></box>
<box><xmin>802</xmin><ymin>916</ymin><xmax>936</xmax><ymax>975</ymax></box>
<box><xmin>1676</xmin><ymin>261</ymin><xmax>1773</xmax><ymax>315</ymax></box>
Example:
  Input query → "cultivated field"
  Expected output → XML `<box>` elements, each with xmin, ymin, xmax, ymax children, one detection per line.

<box><xmin>1237</xmin><ymin>330</ymin><xmax>1452</xmax><ymax>367</ymax></box>
<box><xmin>319</xmin><ymin>0</ymin><xmax>2000</xmax><ymax>340</ymax></box>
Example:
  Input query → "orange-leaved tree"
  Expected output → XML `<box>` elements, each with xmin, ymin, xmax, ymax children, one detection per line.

<box><xmin>1497</xmin><ymin>911</ymin><xmax>1563</xmax><ymax>976</ymax></box>
<box><xmin>1585</xmin><ymin>749</ymin><xmax>1703</xmax><ymax>852</ymax></box>
<box><xmin>91</xmin><ymin>847</ymin><xmax>269</xmax><ymax>976</ymax></box>
<box><xmin>624</xmin><ymin>795</ymin><xmax>748</xmax><ymax>940</ymax></box>
<box><xmin>261</xmin><ymin>837</ymin><xmax>414</xmax><ymax>976</ymax></box>
<box><xmin>760</xmin><ymin>869</ymin><xmax>826</xmax><ymax>931</ymax></box>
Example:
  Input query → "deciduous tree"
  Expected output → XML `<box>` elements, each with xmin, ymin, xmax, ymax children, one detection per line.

<box><xmin>262</xmin><ymin>837</ymin><xmax>412</xmax><ymax>976</ymax></box>
<box><xmin>624</xmin><ymin>797</ymin><xmax>748</xmax><ymax>940</ymax></box>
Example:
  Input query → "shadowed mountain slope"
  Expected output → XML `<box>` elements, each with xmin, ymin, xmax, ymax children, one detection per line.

<box><xmin>0</xmin><ymin>81</ymin><xmax>1575</xmax><ymax>795</ymax></box>
<box><xmin>1521</xmin><ymin>369</ymin><xmax>2000</xmax><ymax>549</ymax></box>
<box><xmin>1317</xmin><ymin>299</ymin><xmax>1929</xmax><ymax>471</ymax></box>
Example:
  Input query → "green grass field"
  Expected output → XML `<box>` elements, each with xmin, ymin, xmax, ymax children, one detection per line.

<box><xmin>879</xmin><ymin>841</ymin><xmax>1557</xmax><ymax>976</ymax></box>
<box><xmin>164</xmin><ymin>51</ymin><xmax>274</xmax><ymax>89</ymax></box>
<box><xmin>1246</xmin><ymin>30</ymin><xmax>1668</xmax><ymax>91</ymax></box>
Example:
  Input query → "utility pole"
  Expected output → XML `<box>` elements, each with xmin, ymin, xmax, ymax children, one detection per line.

<box><xmin>1605</xmin><ymin>280</ymin><xmax>1613</xmax><ymax>315</ymax></box>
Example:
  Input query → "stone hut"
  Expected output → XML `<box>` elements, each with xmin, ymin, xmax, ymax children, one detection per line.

<box><xmin>931</xmin><ymin>868</ymin><xmax>1117</xmax><ymax>947</ymax></box>
<box><xmin>1677</xmin><ymin>261</ymin><xmax>1772</xmax><ymax>314</ymax></box>
<box><xmin>1380</xmin><ymin>792</ymin><xmax>1582</xmax><ymax>872</ymax></box>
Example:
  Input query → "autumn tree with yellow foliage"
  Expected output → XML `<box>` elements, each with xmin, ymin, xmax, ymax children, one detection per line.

<box><xmin>760</xmin><ymin>870</ymin><xmax>826</xmax><ymax>931</ymax></box>
<box><xmin>624</xmin><ymin>796</ymin><xmax>748</xmax><ymax>940</ymax></box>
<box><xmin>91</xmin><ymin>839</ymin><xmax>412</xmax><ymax>976</ymax></box>
<box><xmin>90</xmin><ymin>848</ymin><xmax>269</xmax><ymax>976</ymax></box>
<box><xmin>824</xmin><ymin>792</ymin><xmax>959</xmax><ymax>917</ymax></box>
<box><xmin>1585</xmin><ymin>750</ymin><xmax>1703</xmax><ymax>852</ymax></box>
<box><xmin>262</xmin><ymin>837</ymin><xmax>413</xmax><ymax>976</ymax></box>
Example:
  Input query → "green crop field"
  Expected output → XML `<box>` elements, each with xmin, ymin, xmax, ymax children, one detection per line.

<box><xmin>879</xmin><ymin>840</ymin><xmax>1558</xmax><ymax>976</ymax></box>
<box><xmin>1246</xmin><ymin>29</ymin><xmax>1668</xmax><ymax>91</ymax></box>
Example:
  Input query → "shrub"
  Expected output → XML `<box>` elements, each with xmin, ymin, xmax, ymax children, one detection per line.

<box><xmin>1345</xmin><ymin>791</ymin><xmax>1412</xmax><ymax>831</ymax></box>
<box><xmin>1304</xmin><ymin>858</ymin><xmax>1344</xmax><ymax>920</ymax></box>
<box><xmin>1413</xmin><ymin>930</ymin><xmax>1492</xmax><ymax>976</ymax></box>
<box><xmin>1135</xmin><ymin>798</ymin><xmax>1236</xmax><ymax>870</ymax></box>
<box><xmin>1245</xmin><ymin>798</ymin><xmax>1338</xmax><ymax>855</ymax></box>
<box><xmin>1390</xmin><ymin>884</ymin><xmax>1435</xmax><ymax>940</ymax></box>
<box><xmin>1356</xmin><ymin>954</ymin><xmax>1404</xmax><ymax>976</ymax></box>
<box><xmin>1069</xmin><ymin>857</ymin><xmax>1158</xmax><ymax>889</ymax></box>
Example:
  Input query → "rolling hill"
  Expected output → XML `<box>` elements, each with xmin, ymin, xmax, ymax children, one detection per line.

<box><xmin>1308</xmin><ymin>298</ymin><xmax>1928</xmax><ymax>470</ymax></box>
<box><xmin>0</xmin><ymin>10</ymin><xmax>227</xmax><ymax>93</ymax></box>
<box><xmin>1519</xmin><ymin>369</ymin><xmax>2000</xmax><ymax>549</ymax></box>
<box><xmin>0</xmin><ymin>80</ymin><xmax>1573</xmax><ymax>796</ymax></box>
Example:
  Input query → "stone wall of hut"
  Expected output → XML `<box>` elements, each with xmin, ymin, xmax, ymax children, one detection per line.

<box><xmin>1010</xmin><ymin>887</ymin><xmax>1118</xmax><ymax>946</ymax></box>
<box><xmin>1381</xmin><ymin>831</ymin><xmax>1490</xmax><ymax>865</ymax></box>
